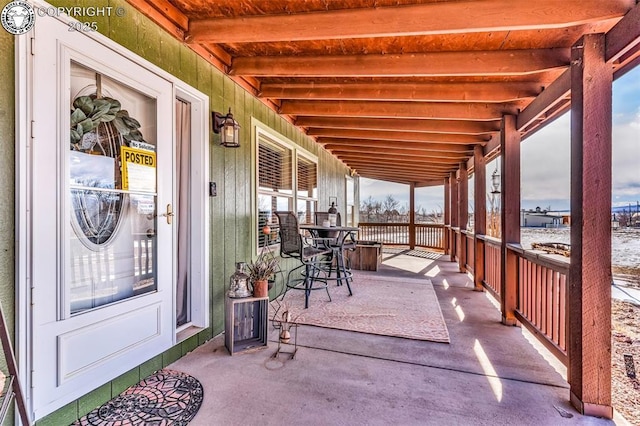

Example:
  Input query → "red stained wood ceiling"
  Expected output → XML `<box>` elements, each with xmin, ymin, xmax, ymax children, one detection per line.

<box><xmin>129</xmin><ymin>0</ymin><xmax>640</xmax><ymax>186</ymax></box>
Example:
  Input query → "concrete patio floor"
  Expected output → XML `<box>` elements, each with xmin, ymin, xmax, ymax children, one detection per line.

<box><xmin>170</xmin><ymin>249</ymin><xmax>629</xmax><ymax>425</ymax></box>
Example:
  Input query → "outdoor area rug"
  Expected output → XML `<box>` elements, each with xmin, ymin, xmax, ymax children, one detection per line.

<box><xmin>73</xmin><ymin>369</ymin><xmax>203</xmax><ymax>426</ymax></box>
<box><xmin>276</xmin><ymin>274</ymin><xmax>450</xmax><ymax>343</ymax></box>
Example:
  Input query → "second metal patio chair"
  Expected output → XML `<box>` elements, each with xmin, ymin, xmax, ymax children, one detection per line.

<box><xmin>314</xmin><ymin>212</ymin><xmax>355</xmax><ymax>295</ymax></box>
<box><xmin>274</xmin><ymin>211</ymin><xmax>334</xmax><ymax>308</ymax></box>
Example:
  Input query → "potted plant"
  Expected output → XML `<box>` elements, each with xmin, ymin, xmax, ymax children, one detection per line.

<box><xmin>247</xmin><ymin>253</ymin><xmax>279</xmax><ymax>298</ymax></box>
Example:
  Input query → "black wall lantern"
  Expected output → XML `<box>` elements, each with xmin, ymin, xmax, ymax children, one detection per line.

<box><xmin>212</xmin><ymin>108</ymin><xmax>240</xmax><ymax>148</ymax></box>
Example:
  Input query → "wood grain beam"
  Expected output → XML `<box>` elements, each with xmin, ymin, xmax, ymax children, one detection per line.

<box><xmin>606</xmin><ymin>1</ymin><xmax>640</xmax><ymax>63</ymax></box>
<box><xmin>357</xmin><ymin>171</ymin><xmax>447</xmax><ymax>183</ymax></box>
<box><xmin>231</xmin><ymin>49</ymin><xmax>570</xmax><ymax>77</ymax></box>
<box><xmin>354</xmin><ymin>164</ymin><xmax>451</xmax><ymax>173</ymax></box>
<box><xmin>348</xmin><ymin>170</ymin><xmax>456</xmax><ymax>181</ymax></box>
<box><xmin>317</xmin><ymin>138</ymin><xmax>472</xmax><ymax>153</ymax></box>
<box><xmin>346</xmin><ymin>161</ymin><xmax>455</xmax><ymax>172</ymax></box>
<box><xmin>335</xmin><ymin>153</ymin><xmax>463</xmax><ymax>165</ymax></box>
<box><xmin>414</xmin><ymin>179</ymin><xmax>445</xmax><ymax>188</ymax></box>
<box><xmin>308</xmin><ymin>128</ymin><xmax>485</xmax><ymax>144</ymax></box>
<box><xmin>260</xmin><ymin>82</ymin><xmax>540</xmax><ymax>102</ymax></box>
<box><xmin>186</xmin><ymin>0</ymin><xmax>632</xmax><ymax>43</ymax></box>
<box><xmin>325</xmin><ymin>145</ymin><xmax>469</xmax><ymax>159</ymax></box>
<box><xmin>126</xmin><ymin>0</ymin><xmax>188</xmax><ymax>37</ymax></box>
<box><xmin>517</xmin><ymin>69</ymin><xmax>571</xmax><ymax>131</ymax></box>
<box><xmin>353</xmin><ymin>168</ymin><xmax>449</xmax><ymax>179</ymax></box>
<box><xmin>296</xmin><ymin>116</ymin><xmax>499</xmax><ymax>134</ymax></box>
<box><xmin>282</xmin><ymin>100</ymin><xmax>524</xmax><ymax>120</ymax></box>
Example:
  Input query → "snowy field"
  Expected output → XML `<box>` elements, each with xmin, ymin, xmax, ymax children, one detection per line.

<box><xmin>521</xmin><ymin>227</ymin><xmax>640</xmax><ymax>291</ymax></box>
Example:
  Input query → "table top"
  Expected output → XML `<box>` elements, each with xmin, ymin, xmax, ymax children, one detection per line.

<box><xmin>299</xmin><ymin>224</ymin><xmax>359</xmax><ymax>232</ymax></box>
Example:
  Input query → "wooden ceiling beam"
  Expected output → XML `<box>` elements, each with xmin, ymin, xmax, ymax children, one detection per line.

<box><xmin>185</xmin><ymin>0</ymin><xmax>632</xmax><ymax>43</ymax></box>
<box><xmin>353</xmin><ymin>167</ymin><xmax>449</xmax><ymax>178</ymax></box>
<box><xmin>316</xmin><ymin>138</ymin><xmax>473</xmax><ymax>153</ymax></box>
<box><xmin>126</xmin><ymin>0</ymin><xmax>188</xmax><ymax>37</ymax></box>
<box><xmin>415</xmin><ymin>179</ymin><xmax>447</xmax><ymax>188</ymax></box>
<box><xmin>281</xmin><ymin>100</ymin><xmax>524</xmax><ymax>120</ymax></box>
<box><xmin>345</xmin><ymin>160</ymin><xmax>455</xmax><ymax>171</ymax></box>
<box><xmin>231</xmin><ymin>49</ymin><xmax>570</xmax><ymax>77</ymax></box>
<box><xmin>325</xmin><ymin>145</ymin><xmax>469</xmax><ymax>159</ymax></box>
<box><xmin>358</xmin><ymin>167</ymin><xmax>448</xmax><ymax>177</ymax></box>
<box><xmin>309</xmin><ymin>128</ymin><xmax>484</xmax><ymax>144</ymax></box>
<box><xmin>336</xmin><ymin>153</ymin><xmax>463</xmax><ymax>165</ymax></box>
<box><xmin>351</xmin><ymin>172</ymin><xmax>451</xmax><ymax>183</ymax></box>
<box><xmin>606</xmin><ymin>1</ymin><xmax>640</xmax><ymax>63</ymax></box>
<box><xmin>260</xmin><ymin>82</ymin><xmax>540</xmax><ymax>102</ymax></box>
<box><xmin>296</xmin><ymin>116</ymin><xmax>499</xmax><ymax>135</ymax></box>
<box><xmin>517</xmin><ymin>69</ymin><xmax>570</xmax><ymax>131</ymax></box>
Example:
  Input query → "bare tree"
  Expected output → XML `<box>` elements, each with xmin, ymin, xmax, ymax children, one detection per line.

<box><xmin>426</xmin><ymin>207</ymin><xmax>443</xmax><ymax>224</ymax></box>
<box><xmin>360</xmin><ymin>196</ymin><xmax>382</xmax><ymax>221</ymax></box>
<box><xmin>382</xmin><ymin>194</ymin><xmax>399</xmax><ymax>222</ymax></box>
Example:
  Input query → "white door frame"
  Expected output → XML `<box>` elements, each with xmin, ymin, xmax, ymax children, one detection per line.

<box><xmin>174</xmin><ymin>86</ymin><xmax>210</xmax><ymax>337</ymax></box>
<box><xmin>15</xmin><ymin>2</ymin><xmax>209</xmax><ymax>420</ymax></box>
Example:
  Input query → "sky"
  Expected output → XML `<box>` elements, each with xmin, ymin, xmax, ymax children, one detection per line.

<box><xmin>360</xmin><ymin>65</ymin><xmax>640</xmax><ymax>214</ymax></box>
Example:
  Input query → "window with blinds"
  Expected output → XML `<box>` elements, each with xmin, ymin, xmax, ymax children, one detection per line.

<box><xmin>346</xmin><ymin>176</ymin><xmax>355</xmax><ymax>226</ymax></box>
<box><xmin>296</xmin><ymin>155</ymin><xmax>318</xmax><ymax>224</ymax></box>
<box><xmin>255</xmin><ymin>127</ymin><xmax>318</xmax><ymax>250</ymax></box>
<box><xmin>258</xmin><ymin>137</ymin><xmax>292</xmax><ymax>194</ymax></box>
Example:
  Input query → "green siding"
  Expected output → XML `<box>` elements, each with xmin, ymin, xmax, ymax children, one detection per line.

<box><xmin>111</xmin><ymin>367</ymin><xmax>141</xmax><ymax>397</ymax></box>
<box><xmin>77</xmin><ymin>383</ymin><xmax>111</xmax><ymax>416</ymax></box>
<box><xmin>139</xmin><ymin>354</ymin><xmax>163</xmax><ymax>380</ymax></box>
<box><xmin>0</xmin><ymin>0</ymin><xmax>357</xmax><ymax>423</ymax></box>
<box><xmin>36</xmin><ymin>402</ymin><xmax>77</xmax><ymax>426</ymax></box>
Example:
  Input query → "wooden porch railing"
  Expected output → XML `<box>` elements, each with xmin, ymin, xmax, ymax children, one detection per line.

<box><xmin>509</xmin><ymin>244</ymin><xmax>569</xmax><ymax>363</ymax></box>
<box><xmin>357</xmin><ymin>222</ymin><xmax>444</xmax><ymax>249</ymax></box>
<box><xmin>463</xmin><ymin>231</ymin><xmax>474</xmax><ymax>273</ymax></box>
<box><xmin>476</xmin><ymin>235</ymin><xmax>569</xmax><ymax>364</ymax></box>
<box><xmin>478</xmin><ymin>235</ymin><xmax>501</xmax><ymax>297</ymax></box>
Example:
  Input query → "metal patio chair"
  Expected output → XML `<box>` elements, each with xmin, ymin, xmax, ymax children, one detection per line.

<box><xmin>274</xmin><ymin>211</ymin><xmax>334</xmax><ymax>308</ymax></box>
<box><xmin>313</xmin><ymin>212</ymin><xmax>355</xmax><ymax>294</ymax></box>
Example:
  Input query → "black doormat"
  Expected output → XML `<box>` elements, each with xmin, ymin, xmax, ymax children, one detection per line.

<box><xmin>73</xmin><ymin>369</ymin><xmax>204</xmax><ymax>425</ymax></box>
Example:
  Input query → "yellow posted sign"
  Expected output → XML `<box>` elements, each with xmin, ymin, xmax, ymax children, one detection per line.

<box><xmin>120</xmin><ymin>146</ymin><xmax>156</xmax><ymax>193</ymax></box>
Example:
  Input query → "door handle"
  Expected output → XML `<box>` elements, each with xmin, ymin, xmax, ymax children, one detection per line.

<box><xmin>160</xmin><ymin>204</ymin><xmax>174</xmax><ymax>224</ymax></box>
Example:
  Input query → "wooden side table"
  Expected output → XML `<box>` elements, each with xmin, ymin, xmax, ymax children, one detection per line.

<box><xmin>225</xmin><ymin>296</ymin><xmax>268</xmax><ymax>355</ymax></box>
<box><xmin>346</xmin><ymin>243</ymin><xmax>382</xmax><ymax>271</ymax></box>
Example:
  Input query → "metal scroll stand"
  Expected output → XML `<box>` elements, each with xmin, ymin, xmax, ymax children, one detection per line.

<box><xmin>262</xmin><ymin>226</ymin><xmax>299</xmax><ymax>359</ymax></box>
<box><xmin>0</xmin><ymin>301</ymin><xmax>31</xmax><ymax>425</ymax></box>
<box><xmin>271</xmin><ymin>309</ymin><xmax>299</xmax><ymax>360</ymax></box>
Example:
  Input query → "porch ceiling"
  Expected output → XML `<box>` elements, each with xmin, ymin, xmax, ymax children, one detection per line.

<box><xmin>129</xmin><ymin>0</ymin><xmax>640</xmax><ymax>186</ymax></box>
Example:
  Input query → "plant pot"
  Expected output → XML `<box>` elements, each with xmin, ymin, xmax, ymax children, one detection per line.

<box><xmin>253</xmin><ymin>279</ymin><xmax>269</xmax><ymax>298</ymax></box>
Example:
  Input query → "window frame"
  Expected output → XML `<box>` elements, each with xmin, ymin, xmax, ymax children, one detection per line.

<box><xmin>295</xmin><ymin>149</ymin><xmax>319</xmax><ymax>225</ymax></box>
<box><xmin>253</xmin><ymin>119</ymin><xmax>318</xmax><ymax>254</ymax></box>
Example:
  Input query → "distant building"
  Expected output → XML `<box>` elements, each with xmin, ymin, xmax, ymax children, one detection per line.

<box><xmin>521</xmin><ymin>207</ymin><xmax>568</xmax><ymax>228</ymax></box>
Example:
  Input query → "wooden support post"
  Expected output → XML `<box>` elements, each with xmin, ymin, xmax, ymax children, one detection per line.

<box><xmin>568</xmin><ymin>33</ymin><xmax>613</xmax><ymax>419</ymax></box>
<box><xmin>409</xmin><ymin>182</ymin><xmax>416</xmax><ymax>249</ymax></box>
<box><xmin>458</xmin><ymin>164</ymin><xmax>468</xmax><ymax>272</ymax></box>
<box><xmin>450</xmin><ymin>172</ymin><xmax>459</xmax><ymax>262</ymax></box>
<box><xmin>444</xmin><ymin>178</ymin><xmax>450</xmax><ymax>256</ymax></box>
<box><xmin>500</xmin><ymin>114</ymin><xmax>520</xmax><ymax>326</ymax></box>
<box><xmin>473</xmin><ymin>146</ymin><xmax>486</xmax><ymax>291</ymax></box>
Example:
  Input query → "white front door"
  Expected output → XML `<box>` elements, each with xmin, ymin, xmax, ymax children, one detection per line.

<box><xmin>29</xmin><ymin>16</ymin><xmax>174</xmax><ymax>419</ymax></box>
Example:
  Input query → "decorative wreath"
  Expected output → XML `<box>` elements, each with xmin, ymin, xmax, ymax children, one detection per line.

<box><xmin>70</xmin><ymin>94</ymin><xmax>146</xmax><ymax>151</ymax></box>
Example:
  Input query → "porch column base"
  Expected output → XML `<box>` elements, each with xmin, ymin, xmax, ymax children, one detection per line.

<box><xmin>570</xmin><ymin>391</ymin><xmax>613</xmax><ymax>419</ymax></box>
<box><xmin>501</xmin><ymin>316</ymin><xmax>518</xmax><ymax>326</ymax></box>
